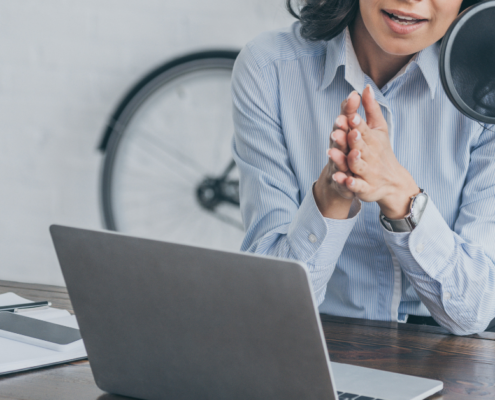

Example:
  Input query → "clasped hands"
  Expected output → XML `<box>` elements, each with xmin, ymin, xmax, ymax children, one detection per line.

<box><xmin>314</xmin><ymin>85</ymin><xmax>420</xmax><ymax>220</ymax></box>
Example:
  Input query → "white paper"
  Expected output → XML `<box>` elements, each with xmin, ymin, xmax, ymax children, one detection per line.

<box><xmin>0</xmin><ymin>293</ymin><xmax>87</xmax><ymax>374</ymax></box>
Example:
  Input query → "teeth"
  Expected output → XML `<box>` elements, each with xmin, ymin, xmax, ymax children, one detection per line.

<box><xmin>392</xmin><ymin>13</ymin><xmax>416</xmax><ymax>21</ymax></box>
<box><xmin>389</xmin><ymin>13</ymin><xmax>419</xmax><ymax>25</ymax></box>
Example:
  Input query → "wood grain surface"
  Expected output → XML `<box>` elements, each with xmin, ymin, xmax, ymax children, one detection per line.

<box><xmin>0</xmin><ymin>280</ymin><xmax>494</xmax><ymax>400</ymax></box>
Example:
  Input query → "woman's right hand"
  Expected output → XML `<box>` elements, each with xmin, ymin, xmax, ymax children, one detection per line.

<box><xmin>314</xmin><ymin>94</ymin><xmax>361</xmax><ymax>219</ymax></box>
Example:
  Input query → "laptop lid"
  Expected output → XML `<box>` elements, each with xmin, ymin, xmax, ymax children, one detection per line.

<box><xmin>50</xmin><ymin>225</ymin><xmax>338</xmax><ymax>400</ymax></box>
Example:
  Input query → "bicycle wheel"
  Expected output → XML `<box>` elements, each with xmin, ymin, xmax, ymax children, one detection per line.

<box><xmin>100</xmin><ymin>50</ymin><xmax>245</xmax><ymax>252</ymax></box>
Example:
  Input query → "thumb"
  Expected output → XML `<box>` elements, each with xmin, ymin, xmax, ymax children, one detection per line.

<box><xmin>362</xmin><ymin>84</ymin><xmax>387</xmax><ymax>131</ymax></box>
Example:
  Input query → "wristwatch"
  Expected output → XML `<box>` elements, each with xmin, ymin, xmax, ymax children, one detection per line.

<box><xmin>380</xmin><ymin>189</ymin><xmax>428</xmax><ymax>232</ymax></box>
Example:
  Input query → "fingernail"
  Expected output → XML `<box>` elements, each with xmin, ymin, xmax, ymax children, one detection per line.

<box><xmin>332</xmin><ymin>173</ymin><xmax>338</xmax><ymax>182</ymax></box>
<box><xmin>367</xmin><ymin>84</ymin><xmax>375</xmax><ymax>100</ymax></box>
<box><xmin>349</xmin><ymin>178</ymin><xmax>355</xmax><ymax>187</ymax></box>
<box><xmin>331</xmin><ymin>131</ymin><xmax>337</xmax><ymax>141</ymax></box>
<box><xmin>327</xmin><ymin>149</ymin><xmax>332</xmax><ymax>158</ymax></box>
<box><xmin>354</xmin><ymin>129</ymin><xmax>361</xmax><ymax>142</ymax></box>
<box><xmin>347</xmin><ymin>91</ymin><xmax>356</xmax><ymax>101</ymax></box>
<box><xmin>352</xmin><ymin>114</ymin><xmax>361</xmax><ymax>125</ymax></box>
<box><xmin>356</xmin><ymin>151</ymin><xmax>361</xmax><ymax>160</ymax></box>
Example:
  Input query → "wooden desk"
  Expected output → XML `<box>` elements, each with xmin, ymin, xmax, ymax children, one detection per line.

<box><xmin>0</xmin><ymin>280</ymin><xmax>494</xmax><ymax>400</ymax></box>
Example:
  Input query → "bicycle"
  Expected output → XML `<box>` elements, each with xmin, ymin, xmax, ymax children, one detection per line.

<box><xmin>98</xmin><ymin>50</ymin><xmax>245</xmax><ymax>252</ymax></box>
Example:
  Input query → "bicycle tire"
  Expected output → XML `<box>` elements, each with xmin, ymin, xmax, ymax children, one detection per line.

<box><xmin>99</xmin><ymin>50</ymin><xmax>240</xmax><ymax>237</ymax></box>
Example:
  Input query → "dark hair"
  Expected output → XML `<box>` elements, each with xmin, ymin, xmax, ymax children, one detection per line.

<box><xmin>286</xmin><ymin>0</ymin><xmax>483</xmax><ymax>42</ymax></box>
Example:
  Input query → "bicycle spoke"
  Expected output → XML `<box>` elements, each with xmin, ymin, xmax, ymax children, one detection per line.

<box><xmin>115</xmin><ymin>168</ymin><xmax>194</xmax><ymax>192</ymax></box>
<box><xmin>119</xmin><ymin>193</ymin><xmax>196</xmax><ymax>216</ymax></box>
<box><xmin>162</xmin><ymin>208</ymin><xmax>207</xmax><ymax>241</ymax></box>
<box><xmin>137</xmin><ymin>128</ymin><xmax>210</xmax><ymax>175</ymax></box>
<box><xmin>128</xmin><ymin>135</ymin><xmax>200</xmax><ymax>183</ymax></box>
<box><xmin>125</xmin><ymin>201</ymin><xmax>201</xmax><ymax>234</ymax></box>
<box><xmin>119</xmin><ymin>192</ymin><xmax>193</xmax><ymax>209</ymax></box>
<box><xmin>207</xmin><ymin>211</ymin><xmax>244</xmax><ymax>231</ymax></box>
<box><xmin>118</xmin><ymin>160</ymin><xmax>190</xmax><ymax>182</ymax></box>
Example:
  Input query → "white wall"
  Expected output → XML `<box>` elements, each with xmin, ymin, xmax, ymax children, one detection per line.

<box><xmin>0</xmin><ymin>1</ymin><xmax>293</xmax><ymax>286</ymax></box>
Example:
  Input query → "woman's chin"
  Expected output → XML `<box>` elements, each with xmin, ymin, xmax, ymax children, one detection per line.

<box><xmin>375</xmin><ymin>38</ymin><xmax>421</xmax><ymax>57</ymax></box>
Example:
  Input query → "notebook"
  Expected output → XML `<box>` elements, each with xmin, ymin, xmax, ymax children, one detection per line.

<box><xmin>0</xmin><ymin>292</ymin><xmax>87</xmax><ymax>375</ymax></box>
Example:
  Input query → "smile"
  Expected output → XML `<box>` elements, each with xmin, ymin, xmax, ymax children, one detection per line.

<box><xmin>386</xmin><ymin>11</ymin><xmax>421</xmax><ymax>25</ymax></box>
<box><xmin>381</xmin><ymin>10</ymin><xmax>428</xmax><ymax>34</ymax></box>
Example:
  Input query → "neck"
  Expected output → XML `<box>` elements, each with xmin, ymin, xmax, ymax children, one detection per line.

<box><xmin>349</xmin><ymin>11</ymin><xmax>415</xmax><ymax>89</ymax></box>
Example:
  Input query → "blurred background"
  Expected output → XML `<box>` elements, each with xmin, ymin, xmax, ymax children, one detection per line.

<box><xmin>0</xmin><ymin>0</ymin><xmax>293</xmax><ymax>286</ymax></box>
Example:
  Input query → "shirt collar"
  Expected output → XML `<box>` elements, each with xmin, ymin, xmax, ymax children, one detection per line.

<box><xmin>320</xmin><ymin>27</ymin><xmax>441</xmax><ymax>100</ymax></box>
<box><xmin>414</xmin><ymin>41</ymin><xmax>440</xmax><ymax>100</ymax></box>
<box><xmin>320</xmin><ymin>27</ymin><xmax>362</xmax><ymax>92</ymax></box>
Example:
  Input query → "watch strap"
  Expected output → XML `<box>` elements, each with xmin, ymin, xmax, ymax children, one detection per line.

<box><xmin>380</xmin><ymin>215</ymin><xmax>415</xmax><ymax>232</ymax></box>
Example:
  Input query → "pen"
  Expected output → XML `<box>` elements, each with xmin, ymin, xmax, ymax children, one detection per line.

<box><xmin>0</xmin><ymin>301</ymin><xmax>52</xmax><ymax>313</ymax></box>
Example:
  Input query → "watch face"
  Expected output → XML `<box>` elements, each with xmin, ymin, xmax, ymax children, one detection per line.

<box><xmin>411</xmin><ymin>193</ymin><xmax>428</xmax><ymax>224</ymax></box>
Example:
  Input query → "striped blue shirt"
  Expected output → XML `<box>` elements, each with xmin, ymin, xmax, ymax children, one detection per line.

<box><xmin>231</xmin><ymin>22</ymin><xmax>495</xmax><ymax>335</ymax></box>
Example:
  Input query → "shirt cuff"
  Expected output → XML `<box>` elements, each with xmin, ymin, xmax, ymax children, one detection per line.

<box><xmin>381</xmin><ymin>198</ymin><xmax>455</xmax><ymax>280</ymax></box>
<box><xmin>287</xmin><ymin>184</ymin><xmax>361</xmax><ymax>265</ymax></box>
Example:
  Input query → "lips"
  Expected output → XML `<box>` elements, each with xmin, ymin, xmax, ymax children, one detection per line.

<box><xmin>381</xmin><ymin>10</ymin><xmax>428</xmax><ymax>34</ymax></box>
<box><xmin>383</xmin><ymin>9</ymin><xmax>428</xmax><ymax>21</ymax></box>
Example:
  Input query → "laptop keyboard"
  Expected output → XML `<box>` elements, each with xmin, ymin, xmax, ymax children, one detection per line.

<box><xmin>338</xmin><ymin>392</ymin><xmax>386</xmax><ymax>400</ymax></box>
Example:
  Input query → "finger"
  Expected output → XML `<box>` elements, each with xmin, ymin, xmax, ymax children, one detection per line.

<box><xmin>330</xmin><ymin>129</ymin><xmax>348</xmax><ymax>154</ymax></box>
<box><xmin>345</xmin><ymin>176</ymin><xmax>370</xmax><ymax>195</ymax></box>
<box><xmin>342</xmin><ymin>91</ymin><xmax>362</xmax><ymax>118</ymax></box>
<box><xmin>332</xmin><ymin>171</ymin><xmax>356</xmax><ymax>200</ymax></box>
<box><xmin>332</xmin><ymin>171</ymin><xmax>349</xmax><ymax>185</ymax></box>
<box><xmin>347</xmin><ymin>109</ymin><xmax>371</xmax><ymax>138</ymax></box>
<box><xmin>347</xmin><ymin>129</ymin><xmax>369</xmax><ymax>156</ymax></box>
<box><xmin>362</xmin><ymin>84</ymin><xmax>387</xmax><ymax>131</ymax></box>
<box><xmin>333</xmin><ymin>114</ymin><xmax>349</xmax><ymax>133</ymax></box>
<box><xmin>347</xmin><ymin>149</ymin><xmax>369</xmax><ymax>177</ymax></box>
<box><xmin>344</xmin><ymin>92</ymin><xmax>372</xmax><ymax>138</ymax></box>
<box><xmin>327</xmin><ymin>148</ymin><xmax>349</xmax><ymax>173</ymax></box>
<box><xmin>340</xmin><ymin>99</ymin><xmax>348</xmax><ymax>116</ymax></box>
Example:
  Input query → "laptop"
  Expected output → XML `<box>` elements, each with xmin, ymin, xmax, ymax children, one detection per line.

<box><xmin>50</xmin><ymin>225</ymin><xmax>443</xmax><ymax>400</ymax></box>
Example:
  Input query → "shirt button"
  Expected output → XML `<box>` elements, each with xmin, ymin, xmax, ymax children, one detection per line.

<box><xmin>308</xmin><ymin>234</ymin><xmax>318</xmax><ymax>244</ymax></box>
<box><xmin>416</xmin><ymin>243</ymin><xmax>425</xmax><ymax>253</ymax></box>
<box><xmin>443</xmin><ymin>292</ymin><xmax>452</xmax><ymax>301</ymax></box>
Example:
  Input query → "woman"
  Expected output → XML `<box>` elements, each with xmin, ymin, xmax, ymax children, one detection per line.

<box><xmin>231</xmin><ymin>0</ymin><xmax>495</xmax><ymax>335</ymax></box>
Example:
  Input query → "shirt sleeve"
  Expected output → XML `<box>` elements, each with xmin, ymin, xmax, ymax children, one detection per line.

<box><xmin>382</xmin><ymin>125</ymin><xmax>495</xmax><ymax>336</ymax></box>
<box><xmin>231</xmin><ymin>44</ymin><xmax>361</xmax><ymax>304</ymax></box>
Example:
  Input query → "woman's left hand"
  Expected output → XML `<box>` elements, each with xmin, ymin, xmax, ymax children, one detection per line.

<box><xmin>332</xmin><ymin>85</ymin><xmax>420</xmax><ymax>219</ymax></box>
